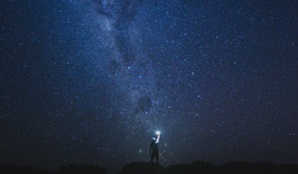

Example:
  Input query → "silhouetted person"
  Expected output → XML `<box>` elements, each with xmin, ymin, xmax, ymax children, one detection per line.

<box><xmin>150</xmin><ymin>131</ymin><xmax>160</xmax><ymax>165</ymax></box>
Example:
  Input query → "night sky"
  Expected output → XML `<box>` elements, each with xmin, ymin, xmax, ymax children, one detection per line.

<box><xmin>0</xmin><ymin>0</ymin><xmax>297</xmax><ymax>174</ymax></box>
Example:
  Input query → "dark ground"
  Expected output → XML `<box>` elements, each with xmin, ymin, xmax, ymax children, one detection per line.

<box><xmin>1</xmin><ymin>160</ymin><xmax>298</xmax><ymax>174</ymax></box>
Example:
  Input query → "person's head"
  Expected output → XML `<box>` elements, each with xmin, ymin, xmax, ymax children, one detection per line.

<box><xmin>151</xmin><ymin>137</ymin><xmax>156</xmax><ymax>142</ymax></box>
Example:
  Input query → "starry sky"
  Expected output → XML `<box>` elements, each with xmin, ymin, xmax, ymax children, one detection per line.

<box><xmin>0</xmin><ymin>0</ymin><xmax>297</xmax><ymax>174</ymax></box>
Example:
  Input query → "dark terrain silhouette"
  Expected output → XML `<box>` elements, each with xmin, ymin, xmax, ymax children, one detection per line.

<box><xmin>0</xmin><ymin>164</ymin><xmax>106</xmax><ymax>174</ymax></box>
<box><xmin>0</xmin><ymin>164</ymin><xmax>54</xmax><ymax>174</ymax></box>
<box><xmin>1</xmin><ymin>161</ymin><xmax>298</xmax><ymax>174</ymax></box>
<box><xmin>57</xmin><ymin>164</ymin><xmax>106</xmax><ymax>174</ymax></box>
<box><xmin>118</xmin><ymin>161</ymin><xmax>298</xmax><ymax>174</ymax></box>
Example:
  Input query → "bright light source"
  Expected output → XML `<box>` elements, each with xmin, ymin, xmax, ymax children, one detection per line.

<box><xmin>155</xmin><ymin>131</ymin><xmax>161</xmax><ymax>135</ymax></box>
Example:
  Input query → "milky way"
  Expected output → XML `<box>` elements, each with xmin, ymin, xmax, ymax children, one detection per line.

<box><xmin>92</xmin><ymin>0</ymin><xmax>160</xmax><ymax>120</ymax></box>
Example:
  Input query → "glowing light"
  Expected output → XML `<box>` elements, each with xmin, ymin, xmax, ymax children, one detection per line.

<box><xmin>155</xmin><ymin>131</ymin><xmax>161</xmax><ymax>135</ymax></box>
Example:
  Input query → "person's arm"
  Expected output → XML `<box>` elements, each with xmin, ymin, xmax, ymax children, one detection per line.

<box><xmin>156</xmin><ymin>134</ymin><xmax>160</xmax><ymax>144</ymax></box>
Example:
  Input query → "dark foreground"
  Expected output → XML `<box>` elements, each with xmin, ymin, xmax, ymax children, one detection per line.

<box><xmin>1</xmin><ymin>161</ymin><xmax>298</xmax><ymax>174</ymax></box>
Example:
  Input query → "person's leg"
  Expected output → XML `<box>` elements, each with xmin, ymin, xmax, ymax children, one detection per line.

<box><xmin>156</xmin><ymin>153</ymin><xmax>159</xmax><ymax>165</ymax></box>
